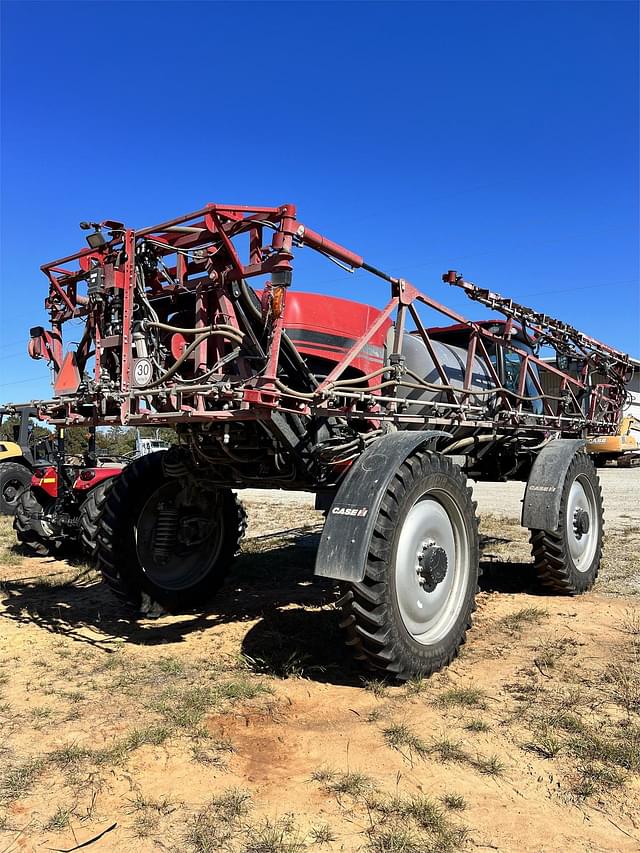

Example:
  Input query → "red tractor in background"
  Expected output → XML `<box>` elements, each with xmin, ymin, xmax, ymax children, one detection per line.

<box><xmin>21</xmin><ymin>201</ymin><xmax>631</xmax><ymax>680</ymax></box>
<box><xmin>13</xmin><ymin>428</ymin><xmax>125</xmax><ymax>558</ymax></box>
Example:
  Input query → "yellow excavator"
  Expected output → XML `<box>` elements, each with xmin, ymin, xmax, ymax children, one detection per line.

<box><xmin>586</xmin><ymin>414</ymin><xmax>640</xmax><ymax>467</ymax></box>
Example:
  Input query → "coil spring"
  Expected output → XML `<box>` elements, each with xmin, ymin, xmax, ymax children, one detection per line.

<box><xmin>163</xmin><ymin>449</ymin><xmax>191</xmax><ymax>479</ymax></box>
<box><xmin>152</xmin><ymin>505</ymin><xmax>179</xmax><ymax>564</ymax></box>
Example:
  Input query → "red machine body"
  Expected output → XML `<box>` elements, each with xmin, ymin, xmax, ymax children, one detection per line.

<box><xmin>282</xmin><ymin>292</ymin><xmax>390</xmax><ymax>380</ymax></box>
<box><xmin>23</xmin><ymin>201</ymin><xmax>631</xmax><ymax>488</ymax></box>
<box><xmin>31</xmin><ymin>464</ymin><xmax>123</xmax><ymax>497</ymax></box>
<box><xmin>72</xmin><ymin>466</ymin><xmax>124</xmax><ymax>492</ymax></box>
<box><xmin>17</xmin><ymin>200</ymin><xmax>632</xmax><ymax>683</ymax></box>
<box><xmin>31</xmin><ymin>465</ymin><xmax>59</xmax><ymax>499</ymax></box>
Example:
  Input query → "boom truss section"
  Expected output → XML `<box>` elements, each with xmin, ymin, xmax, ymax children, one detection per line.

<box><xmin>28</xmin><ymin>202</ymin><xmax>629</xmax><ymax>439</ymax></box>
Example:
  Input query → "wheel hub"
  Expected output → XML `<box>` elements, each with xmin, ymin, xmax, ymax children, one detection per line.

<box><xmin>179</xmin><ymin>515</ymin><xmax>213</xmax><ymax>547</ymax></box>
<box><xmin>573</xmin><ymin>508</ymin><xmax>590</xmax><ymax>538</ymax></box>
<box><xmin>416</xmin><ymin>540</ymin><xmax>448</xmax><ymax>592</ymax></box>
<box><xmin>137</xmin><ymin>482</ymin><xmax>226</xmax><ymax>591</ymax></box>
<box><xmin>3</xmin><ymin>480</ymin><xmax>21</xmax><ymax>503</ymax></box>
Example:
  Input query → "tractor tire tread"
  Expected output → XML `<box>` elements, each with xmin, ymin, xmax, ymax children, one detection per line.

<box><xmin>0</xmin><ymin>461</ymin><xmax>33</xmax><ymax>516</ymax></box>
<box><xmin>95</xmin><ymin>453</ymin><xmax>247</xmax><ymax>613</ymax></box>
<box><xmin>528</xmin><ymin>452</ymin><xmax>603</xmax><ymax>595</ymax></box>
<box><xmin>339</xmin><ymin>450</ymin><xmax>480</xmax><ymax>681</ymax></box>
<box><xmin>79</xmin><ymin>479</ymin><xmax>117</xmax><ymax>559</ymax></box>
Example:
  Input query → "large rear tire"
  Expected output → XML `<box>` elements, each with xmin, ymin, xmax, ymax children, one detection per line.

<box><xmin>13</xmin><ymin>488</ymin><xmax>61</xmax><ymax>557</ymax></box>
<box><xmin>0</xmin><ymin>462</ymin><xmax>32</xmax><ymax>516</ymax></box>
<box><xmin>338</xmin><ymin>451</ymin><xmax>480</xmax><ymax>680</ymax></box>
<box><xmin>95</xmin><ymin>453</ymin><xmax>247</xmax><ymax>613</ymax></box>
<box><xmin>79</xmin><ymin>479</ymin><xmax>117</xmax><ymax>559</ymax></box>
<box><xmin>529</xmin><ymin>452</ymin><xmax>603</xmax><ymax>594</ymax></box>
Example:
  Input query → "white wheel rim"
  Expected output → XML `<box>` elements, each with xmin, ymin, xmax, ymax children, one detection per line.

<box><xmin>395</xmin><ymin>491</ymin><xmax>470</xmax><ymax>645</ymax></box>
<box><xmin>566</xmin><ymin>474</ymin><xmax>599</xmax><ymax>572</ymax></box>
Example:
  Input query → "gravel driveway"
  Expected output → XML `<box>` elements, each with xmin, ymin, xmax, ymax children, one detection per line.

<box><xmin>239</xmin><ymin>467</ymin><xmax>639</xmax><ymax>530</ymax></box>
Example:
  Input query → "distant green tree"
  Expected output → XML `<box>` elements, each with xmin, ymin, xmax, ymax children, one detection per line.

<box><xmin>63</xmin><ymin>426</ymin><xmax>94</xmax><ymax>457</ymax></box>
<box><xmin>96</xmin><ymin>426</ymin><xmax>136</xmax><ymax>456</ymax></box>
<box><xmin>1</xmin><ymin>419</ymin><xmax>177</xmax><ymax>459</ymax></box>
<box><xmin>0</xmin><ymin>416</ymin><xmax>20</xmax><ymax>443</ymax></box>
<box><xmin>0</xmin><ymin>415</ymin><xmax>53</xmax><ymax>449</ymax></box>
<box><xmin>137</xmin><ymin>427</ymin><xmax>177</xmax><ymax>445</ymax></box>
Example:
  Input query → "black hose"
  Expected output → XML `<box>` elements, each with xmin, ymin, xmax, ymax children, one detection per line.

<box><xmin>238</xmin><ymin>279</ymin><xmax>318</xmax><ymax>389</ymax></box>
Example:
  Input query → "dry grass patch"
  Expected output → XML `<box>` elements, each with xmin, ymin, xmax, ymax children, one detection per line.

<box><xmin>404</xmin><ymin>676</ymin><xmax>429</xmax><ymax>696</ymax></box>
<box><xmin>382</xmin><ymin>722</ymin><xmax>430</xmax><ymax>763</ymax></box>
<box><xmin>185</xmin><ymin>789</ymin><xmax>310</xmax><ymax>853</ymax></box>
<box><xmin>185</xmin><ymin>788</ymin><xmax>253</xmax><ymax>852</ymax></box>
<box><xmin>0</xmin><ymin>757</ymin><xmax>46</xmax><ymax>803</ymax></box>
<box><xmin>312</xmin><ymin>771</ymin><xmax>468</xmax><ymax>853</ymax></box>
<box><xmin>308</xmin><ymin>823</ymin><xmax>336</xmax><ymax>843</ymax></box>
<box><xmin>429</xmin><ymin>737</ymin><xmax>468</xmax><ymax>765</ymax></box>
<box><xmin>150</xmin><ymin>679</ymin><xmax>270</xmax><ymax>733</ymax></box>
<box><xmin>128</xmin><ymin>793</ymin><xmax>175</xmax><ymax>839</ymax></box>
<box><xmin>441</xmin><ymin>793</ymin><xmax>467</xmax><ymax>812</ymax></box>
<box><xmin>360</xmin><ymin>792</ymin><xmax>467</xmax><ymax>852</ymax></box>
<box><xmin>191</xmin><ymin>738</ymin><xmax>235</xmax><ymax>768</ymax></box>
<box><xmin>327</xmin><ymin>771</ymin><xmax>374</xmax><ymax>798</ymax></box>
<box><xmin>533</xmin><ymin>635</ymin><xmax>578</xmax><ymax>673</ymax></box>
<box><xmin>363</xmin><ymin>678</ymin><xmax>388</xmax><ymax>698</ymax></box>
<box><xmin>503</xmin><ymin>610</ymin><xmax>640</xmax><ymax>802</ymax></box>
<box><xmin>465</xmin><ymin>719</ymin><xmax>490</xmax><ymax>733</ymax></box>
<box><xmin>620</xmin><ymin>608</ymin><xmax>640</xmax><ymax>636</ymax></box>
<box><xmin>428</xmin><ymin>737</ymin><xmax>505</xmax><ymax>777</ymax></box>
<box><xmin>44</xmin><ymin>806</ymin><xmax>73</xmax><ymax>831</ymax></box>
<box><xmin>435</xmin><ymin>687</ymin><xmax>487</xmax><ymax>710</ymax></box>
<box><xmin>498</xmin><ymin>607</ymin><xmax>549</xmax><ymax>633</ymax></box>
<box><xmin>602</xmin><ymin>657</ymin><xmax>640</xmax><ymax>715</ymax></box>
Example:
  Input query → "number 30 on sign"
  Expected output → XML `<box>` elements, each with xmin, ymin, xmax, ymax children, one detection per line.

<box><xmin>133</xmin><ymin>358</ymin><xmax>152</xmax><ymax>387</ymax></box>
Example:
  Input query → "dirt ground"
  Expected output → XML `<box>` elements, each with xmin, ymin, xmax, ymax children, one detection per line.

<box><xmin>0</xmin><ymin>470</ymin><xmax>639</xmax><ymax>852</ymax></box>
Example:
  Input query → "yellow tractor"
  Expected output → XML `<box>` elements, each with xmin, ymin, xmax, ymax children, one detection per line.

<box><xmin>586</xmin><ymin>415</ymin><xmax>640</xmax><ymax>467</ymax></box>
<box><xmin>0</xmin><ymin>406</ymin><xmax>55</xmax><ymax>514</ymax></box>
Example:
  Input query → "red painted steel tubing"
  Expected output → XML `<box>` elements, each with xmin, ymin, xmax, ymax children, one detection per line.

<box><xmin>299</xmin><ymin>227</ymin><xmax>364</xmax><ymax>269</ymax></box>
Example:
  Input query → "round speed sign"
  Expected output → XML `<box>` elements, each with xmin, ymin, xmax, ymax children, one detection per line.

<box><xmin>133</xmin><ymin>358</ymin><xmax>153</xmax><ymax>387</ymax></box>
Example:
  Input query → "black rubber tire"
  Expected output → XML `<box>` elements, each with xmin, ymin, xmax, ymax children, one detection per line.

<box><xmin>13</xmin><ymin>487</ymin><xmax>61</xmax><ymax>557</ymax></box>
<box><xmin>79</xmin><ymin>478</ymin><xmax>117</xmax><ymax>559</ymax></box>
<box><xmin>0</xmin><ymin>461</ymin><xmax>33</xmax><ymax>516</ymax></box>
<box><xmin>337</xmin><ymin>451</ymin><xmax>480</xmax><ymax>681</ymax></box>
<box><xmin>95</xmin><ymin>453</ymin><xmax>247</xmax><ymax>613</ymax></box>
<box><xmin>529</xmin><ymin>452</ymin><xmax>603</xmax><ymax>594</ymax></box>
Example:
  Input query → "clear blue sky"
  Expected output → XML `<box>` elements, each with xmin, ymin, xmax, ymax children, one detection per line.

<box><xmin>0</xmin><ymin>0</ymin><xmax>638</xmax><ymax>404</ymax></box>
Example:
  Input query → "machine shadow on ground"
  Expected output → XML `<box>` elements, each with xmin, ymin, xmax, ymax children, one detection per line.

<box><xmin>0</xmin><ymin>530</ymin><xmax>541</xmax><ymax>681</ymax></box>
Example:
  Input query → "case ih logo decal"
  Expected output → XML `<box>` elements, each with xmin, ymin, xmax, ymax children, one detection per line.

<box><xmin>331</xmin><ymin>505</ymin><xmax>369</xmax><ymax>517</ymax></box>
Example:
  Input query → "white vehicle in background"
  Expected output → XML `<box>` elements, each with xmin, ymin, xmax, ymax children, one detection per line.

<box><xmin>134</xmin><ymin>431</ymin><xmax>170</xmax><ymax>458</ymax></box>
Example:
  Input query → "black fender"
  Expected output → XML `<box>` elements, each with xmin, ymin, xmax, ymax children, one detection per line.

<box><xmin>521</xmin><ymin>438</ymin><xmax>586</xmax><ymax>532</ymax></box>
<box><xmin>314</xmin><ymin>430</ymin><xmax>450</xmax><ymax>582</ymax></box>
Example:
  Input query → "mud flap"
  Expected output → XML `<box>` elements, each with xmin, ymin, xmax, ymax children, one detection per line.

<box><xmin>521</xmin><ymin>438</ymin><xmax>586</xmax><ymax>532</ymax></box>
<box><xmin>314</xmin><ymin>430</ymin><xmax>449</xmax><ymax>582</ymax></box>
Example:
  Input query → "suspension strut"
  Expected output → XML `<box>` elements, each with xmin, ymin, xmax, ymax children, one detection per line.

<box><xmin>153</xmin><ymin>503</ymin><xmax>179</xmax><ymax>564</ymax></box>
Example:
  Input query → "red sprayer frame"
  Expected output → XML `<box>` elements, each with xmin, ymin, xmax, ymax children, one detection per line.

<box><xmin>30</xmin><ymin>202</ymin><xmax>630</xmax><ymax>436</ymax></box>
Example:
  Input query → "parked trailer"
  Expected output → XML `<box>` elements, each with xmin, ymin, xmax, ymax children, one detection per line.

<box><xmin>23</xmin><ymin>202</ymin><xmax>631</xmax><ymax>679</ymax></box>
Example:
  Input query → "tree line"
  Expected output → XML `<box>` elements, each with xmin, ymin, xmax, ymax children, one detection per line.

<box><xmin>0</xmin><ymin>419</ymin><xmax>175</xmax><ymax>458</ymax></box>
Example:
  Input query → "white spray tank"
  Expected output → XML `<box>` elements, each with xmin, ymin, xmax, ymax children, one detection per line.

<box><xmin>388</xmin><ymin>330</ymin><xmax>496</xmax><ymax>414</ymax></box>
